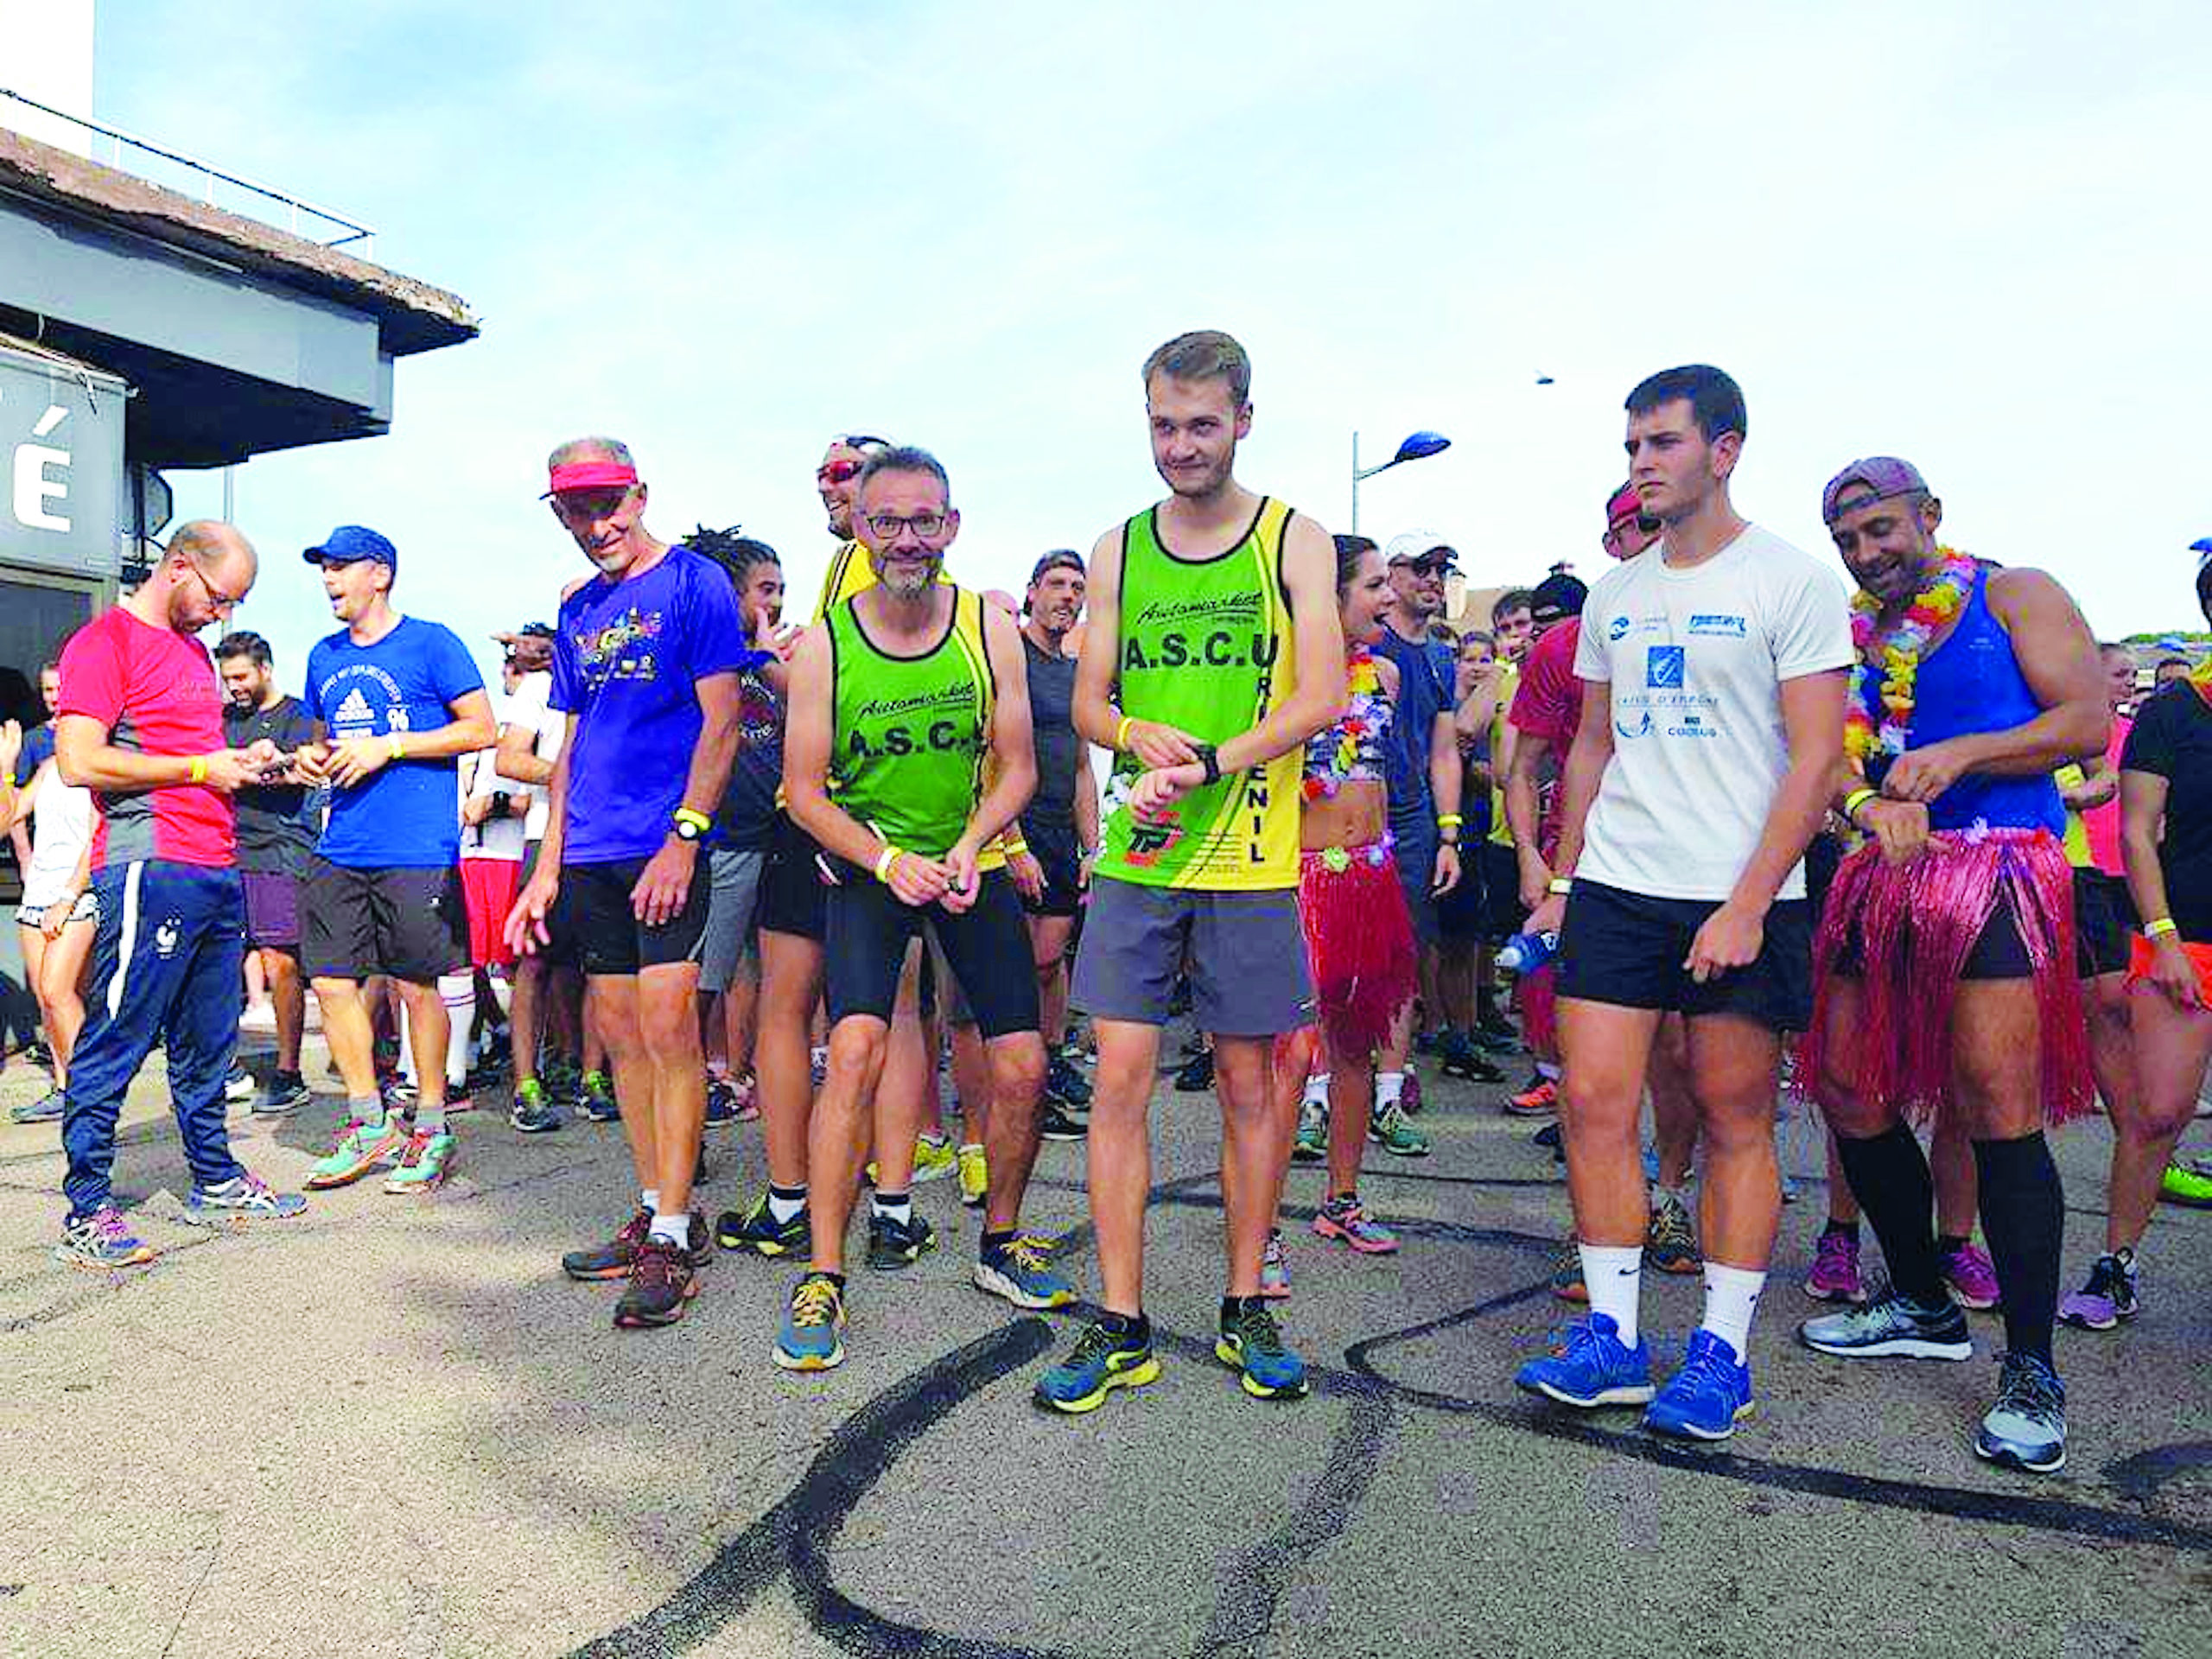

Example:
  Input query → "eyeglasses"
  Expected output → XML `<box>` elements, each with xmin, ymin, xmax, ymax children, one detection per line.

<box><xmin>865</xmin><ymin>512</ymin><xmax>948</xmax><ymax>540</ymax></box>
<box><xmin>1407</xmin><ymin>557</ymin><xmax>1454</xmax><ymax>577</ymax></box>
<box><xmin>188</xmin><ymin>561</ymin><xmax>245</xmax><ymax>613</ymax></box>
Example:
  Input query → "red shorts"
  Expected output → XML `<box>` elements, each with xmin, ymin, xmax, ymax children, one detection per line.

<box><xmin>460</xmin><ymin>858</ymin><xmax>521</xmax><ymax>969</ymax></box>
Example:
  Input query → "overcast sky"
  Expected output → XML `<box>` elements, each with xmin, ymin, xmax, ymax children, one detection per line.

<box><xmin>96</xmin><ymin>0</ymin><xmax>2212</xmax><ymax>683</ymax></box>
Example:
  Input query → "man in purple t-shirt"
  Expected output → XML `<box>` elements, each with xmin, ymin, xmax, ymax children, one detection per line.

<box><xmin>507</xmin><ymin>436</ymin><xmax>747</xmax><ymax>1329</ymax></box>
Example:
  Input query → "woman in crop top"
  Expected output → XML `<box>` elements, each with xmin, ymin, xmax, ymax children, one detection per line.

<box><xmin>1274</xmin><ymin>537</ymin><xmax>1459</xmax><ymax>1264</ymax></box>
<box><xmin>3</xmin><ymin>726</ymin><xmax>99</xmax><ymax>1127</ymax></box>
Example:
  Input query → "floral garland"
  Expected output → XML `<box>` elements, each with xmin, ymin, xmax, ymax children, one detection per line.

<box><xmin>1842</xmin><ymin>546</ymin><xmax>1977</xmax><ymax>766</ymax></box>
<box><xmin>1302</xmin><ymin>645</ymin><xmax>1384</xmax><ymax>801</ymax></box>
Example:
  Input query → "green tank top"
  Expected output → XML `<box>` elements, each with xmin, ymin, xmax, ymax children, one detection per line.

<box><xmin>826</xmin><ymin>587</ymin><xmax>995</xmax><ymax>859</ymax></box>
<box><xmin>1096</xmin><ymin>497</ymin><xmax>1301</xmax><ymax>890</ymax></box>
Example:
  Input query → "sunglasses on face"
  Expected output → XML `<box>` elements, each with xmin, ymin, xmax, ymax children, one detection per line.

<box><xmin>1408</xmin><ymin>558</ymin><xmax>1453</xmax><ymax>577</ymax></box>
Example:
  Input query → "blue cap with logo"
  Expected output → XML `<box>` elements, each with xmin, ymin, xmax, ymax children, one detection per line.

<box><xmin>302</xmin><ymin>525</ymin><xmax>398</xmax><ymax>570</ymax></box>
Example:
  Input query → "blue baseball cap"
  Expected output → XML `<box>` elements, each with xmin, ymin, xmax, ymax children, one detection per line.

<box><xmin>302</xmin><ymin>525</ymin><xmax>398</xmax><ymax>569</ymax></box>
<box><xmin>2190</xmin><ymin>537</ymin><xmax>2212</xmax><ymax>557</ymax></box>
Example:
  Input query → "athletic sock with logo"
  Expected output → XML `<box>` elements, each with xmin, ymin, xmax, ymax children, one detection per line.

<box><xmin>1579</xmin><ymin>1243</ymin><xmax>1643</xmax><ymax>1345</ymax></box>
<box><xmin>1698</xmin><ymin>1262</ymin><xmax>1765</xmax><ymax>1358</ymax></box>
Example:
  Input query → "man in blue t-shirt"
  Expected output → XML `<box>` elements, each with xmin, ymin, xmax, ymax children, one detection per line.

<box><xmin>506</xmin><ymin>438</ymin><xmax>747</xmax><ymax>1331</ymax></box>
<box><xmin>294</xmin><ymin>526</ymin><xmax>496</xmax><ymax>1198</ymax></box>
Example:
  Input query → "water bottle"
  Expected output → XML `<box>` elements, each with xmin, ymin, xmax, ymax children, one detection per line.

<box><xmin>1496</xmin><ymin>929</ymin><xmax>1559</xmax><ymax>974</ymax></box>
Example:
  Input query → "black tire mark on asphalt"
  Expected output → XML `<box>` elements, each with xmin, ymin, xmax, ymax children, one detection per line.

<box><xmin>2104</xmin><ymin>1442</ymin><xmax>2212</xmax><ymax>1503</ymax></box>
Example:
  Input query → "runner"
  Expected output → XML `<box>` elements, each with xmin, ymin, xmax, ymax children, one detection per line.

<box><xmin>1039</xmin><ymin>328</ymin><xmax>1345</xmax><ymax>1413</ymax></box>
<box><xmin>1796</xmin><ymin>456</ymin><xmax>2105</xmax><ymax>1475</ymax></box>
<box><xmin>1433</xmin><ymin>630</ymin><xmax>1501</xmax><ymax>1059</ymax></box>
<box><xmin>458</xmin><ymin>653</ymin><xmax>535</xmax><ymax>1087</ymax></box>
<box><xmin>48</xmin><ymin>520</ymin><xmax>305</xmax><ymax>1267</ymax></box>
<box><xmin>3</xmin><ymin>694</ymin><xmax>96</xmax><ymax>1127</ymax></box>
<box><xmin>215</xmin><ymin>630</ymin><xmax>319</xmax><ymax>1116</ymax></box>
<box><xmin>295</xmin><ymin>526</ymin><xmax>495</xmax><ymax>1198</ymax></box>
<box><xmin>2068</xmin><ymin>574</ymin><xmax>2212</xmax><ymax>1329</ymax></box>
<box><xmin>1017</xmin><ymin>550</ymin><xmax>1099</xmax><ymax>1145</ymax></box>
<box><xmin>7</xmin><ymin>661</ymin><xmax>58</xmax><ymax>886</ymax></box>
<box><xmin>1285</xmin><ymin>536</ymin><xmax>1436</xmax><ymax>1256</ymax></box>
<box><xmin>509</xmin><ymin>437</ymin><xmax>747</xmax><ymax>1328</ymax></box>
<box><xmin>772</xmin><ymin>444</ymin><xmax>1071</xmax><ymax>1370</ymax></box>
<box><xmin>1514</xmin><ymin>366</ymin><xmax>1850</xmax><ymax>1442</ymax></box>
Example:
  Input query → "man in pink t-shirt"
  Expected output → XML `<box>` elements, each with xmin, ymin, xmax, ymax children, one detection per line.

<box><xmin>49</xmin><ymin>522</ymin><xmax>306</xmax><ymax>1269</ymax></box>
<box><xmin>2082</xmin><ymin>644</ymin><xmax>2136</xmax><ymax>878</ymax></box>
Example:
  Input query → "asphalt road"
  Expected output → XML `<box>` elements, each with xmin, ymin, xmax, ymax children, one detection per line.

<box><xmin>2</xmin><ymin>1026</ymin><xmax>2209</xmax><ymax>1659</ymax></box>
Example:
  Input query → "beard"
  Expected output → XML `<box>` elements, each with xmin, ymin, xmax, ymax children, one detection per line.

<box><xmin>881</xmin><ymin>561</ymin><xmax>935</xmax><ymax>599</ymax></box>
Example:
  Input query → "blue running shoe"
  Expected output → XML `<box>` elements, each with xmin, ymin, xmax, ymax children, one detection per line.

<box><xmin>1974</xmin><ymin>1351</ymin><xmax>2066</xmax><ymax>1474</ymax></box>
<box><xmin>54</xmin><ymin>1205</ymin><xmax>157</xmax><ymax>1270</ymax></box>
<box><xmin>181</xmin><ymin>1173</ymin><xmax>307</xmax><ymax>1226</ymax></box>
<box><xmin>1035</xmin><ymin>1319</ymin><xmax>1161</xmax><ymax>1414</ymax></box>
<box><xmin>1216</xmin><ymin>1301</ymin><xmax>1310</xmax><ymax>1400</ymax></box>
<box><xmin>1515</xmin><ymin>1312</ymin><xmax>1655</xmax><ymax>1408</ymax></box>
<box><xmin>11</xmin><ymin>1088</ymin><xmax>65</xmax><ymax>1124</ymax></box>
<box><xmin>974</xmin><ymin>1236</ymin><xmax>1076</xmax><ymax>1309</ymax></box>
<box><xmin>773</xmin><ymin>1272</ymin><xmax>847</xmax><ymax>1371</ymax></box>
<box><xmin>1644</xmin><ymin>1329</ymin><xmax>1753</xmax><ymax>1440</ymax></box>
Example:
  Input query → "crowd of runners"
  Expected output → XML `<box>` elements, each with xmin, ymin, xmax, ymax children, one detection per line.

<box><xmin>7</xmin><ymin>332</ymin><xmax>2211</xmax><ymax>1479</ymax></box>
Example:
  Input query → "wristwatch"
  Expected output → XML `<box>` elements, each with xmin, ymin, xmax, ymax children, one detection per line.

<box><xmin>671</xmin><ymin>807</ymin><xmax>710</xmax><ymax>842</ymax></box>
<box><xmin>1193</xmin><ymin>742</ymin><xmax>1221</xmax><ymax>785</ymax></box>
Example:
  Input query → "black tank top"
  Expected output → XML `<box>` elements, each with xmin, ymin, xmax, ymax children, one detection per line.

<box><xmin>1023</xmin><ymin>631</ymin><xmax>1079</xmax><ymax>823</ymax></box>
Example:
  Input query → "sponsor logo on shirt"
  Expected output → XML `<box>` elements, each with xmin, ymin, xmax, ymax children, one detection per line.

<box><xmin>575</xmin><ymin>607</ymin><xmax>666</xmax><ymax>689</ymax></box>
<box><xmin>1614</xmin><ymin>709</ymin><xmax>1654</xmax><ymax>740</ymax></box>
<box><xmin>1607</xmin><ymin>615</ymin><xmax>1630</xmax><ymax>642</ymax></box>
<box><xmin>1665</xmin><ymin>714</ymin><xmax>1719</xmax><ymax>739</ymax></box>
<box><xmin>1646</xmin><ymin>646</ymin><xmax>1686</xmax><ymax>689</ymax></box>
<box><xmin>1687</xmin><ymin>613</ymin><xmax>1746</xmax><ymax>638</ymax></box>
<box><xmin>331</xmin><ymin>688</ymin><xmax>378</xmax><ymax>736</ymax></box>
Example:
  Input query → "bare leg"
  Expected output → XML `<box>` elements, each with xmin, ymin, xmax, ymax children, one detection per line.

<box><xmin>394</xmin><ymin>979</ymin><xmax>449</xmax><ymax>1114</ymax></box>
<box><xmin>1558</xmin><ymin>998</ymin><xmax>1663</xmax><ymax>1246</ymax></box>
<box><xmin>754</xmin><ymin>931</ymin><xmax>824</xmax><ymax>1190</ymax></box>
<box><xmin>1649</xmin><ymin>1013</ymin><xmax>1697</xmax><ymax>1189</ymax></box>
<box><xmin>1322</xmin><ymin>1031</ymin><xmax>1372</xmax><ymax>1198</ymax></box>
<box><xmin>36</xmin><ymin>918</ymin><xmax>94</xmax><ymax>1085</ymax></box>
<box><xmin>1682</xmin><ymin>1014</ymin><xmax>1783</xmax><ymax>1270</ymax></box>
<box><xmin>2113</xmin><ymin>984</ymin><xmax>2212</xmax><ymax>1251</ymax></box>
<box><xmin>981</xmin><ymin>1032</ymin><xmax>1048</xmax><ymax>1232</ymax></box>
<box><xmin>809</xmin><ymin>1014</ymin><xmax>891</xmax><ymax>1275</ymax></box>
<box><xmin>1216</xmin><ymin>1033</ymin><xmax>1288</xmax><ymax>1299</ymax></box>
<box><xmin>871</xmin><ymin>950</ymin><xmax>927</xmax><ymax>1192</ymax></box>
<box><xmin>587</xmin><ymin>977</ymin><xmax>658</xmax><ymax>1192</ymax></box>
<box><xmin>639</xmin><ymin>961</ymin><xmax>707</xmax><ymax>1215</ymax></box>
<box><xmin>314</xmin><ymin>976</ymin><xmax>378</xmax><ymax>1102</ymax></box>
<box><xmin>266</xmin><ymin>949</ymin><xmax>305</xmax><ymax>1074</ymax></box>
<box><xmin>1088</xmin><ymin>1018</ymin><xmax>1161</xmax><ymax>1314</ymax></box>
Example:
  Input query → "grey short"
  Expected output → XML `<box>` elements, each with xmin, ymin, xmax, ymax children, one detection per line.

<box><xmin>1071</xmin><ymin>878</ymin><xmax>1313</xmax><ymax>1037</ymax></box>
<box><xmin>698</xmin><ymin>846</ymin><xmax>765</xmax><ymax>994</ymax></box>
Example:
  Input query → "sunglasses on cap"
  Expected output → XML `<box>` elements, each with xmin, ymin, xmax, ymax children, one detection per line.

<box><xmin>817</xmin><ymin>435</ymin><xmax>891</xmax><ymax>486</ymax></box>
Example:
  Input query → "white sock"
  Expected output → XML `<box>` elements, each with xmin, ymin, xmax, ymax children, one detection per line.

<box><xmin>486</xmin><ymin>973</ymin><xmax>513</xmax><ymax>1019</ymax></box>
<box><xmin>1302</xmin><ymin>1072</ymin><xmax>1331</xmax><ymax>1109</ymax></box>
<box><xmin>1376</xmin><ymin>1071</ymin><xmax>1406</xmax><ymax>1110</ymax></box>
<box><xmin>1536</xmin><ymin>1060</ymin><xmax>1561</xmax><ymax>1082</ymax></box>
<box><xmin>648</xmin><ymin>1210</ymin><xmax>690</xmax><ymax>1247</ymax></box>
<box><xmin>642</xmin><ymin>1188</ymin><xmax>659</xmax><ymax>1212</ymax></box>
<box><xmin>440</xmin><ymin>972</ymin><xmax>474</xmax><ymax>1092</ymax></box>
<box><xmin>872</xmin><ymin>1191</ymin><xmax>912</xmax><ymax>1224</ymax></box>
<box><xmin>397</xmin><ymin>1001</ymin><xmax>417</xmax><ymax>1083</ymax></box>
<box><xmin>1699</xmin><ymin>1262</ymin><xmax>1766</xmax><ymax>1360</ymax></box>
<box><xmin>1580</xmin><ymin>1243</ymin><xmax>1643</xmax><ymax>1345</ymax></box>
<box><xmin>767</xmin><ymin>1186</ymin><xmax>807</xmax><ymax>1224</ymax></box>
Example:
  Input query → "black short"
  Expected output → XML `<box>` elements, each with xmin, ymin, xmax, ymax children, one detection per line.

<box><xmin>550</xmin><ymin>858</ymin><xmax>710</xmax><ymax>977</ymax></box>
<box><xmin>1435</xmin><ymin>837</ymin><xmax>1488</xmax><ymax>941</ymax></box>
<box><xmin>1482</xmin><ymin>841</ymin><xmax>1526</xmax><ymax>944</ymax></box>
<box><xmin>1556</xmin><ymin>878</ymin><xmax>1812</xmax><ymax>1032</ymax></box>
<box><xmin>301</xmin><ymin>860</ymin><xmax>468</xmax><ymax>984</ymax></box>
<box><xmin>825</xmin><ymin>869</ymin><xmax>1039</xmax><ymax>1039</ymax></box>
<box><xmin>1803</xmin><ymin>832</ymin><xmax>1844</xmax><ymax>928</ymax></box>
<box><xmin>1020</xmin><ymin>815</ymin><xmax>1083</xmax><ymax>918</ymax></box>
<box><xmin>755</xmin><ymin>811</ymin><xmax>830</xmax><ymax>943</ymax></box>
<box><xmin>519</xmin><ymin>841</ymin><xmax>576</xmax><ymax>966</ymax></box>
<box><xmin>2075</xmin><ymin>868</ymin><xmax>2132</xmax><ymax>980</ymax></box>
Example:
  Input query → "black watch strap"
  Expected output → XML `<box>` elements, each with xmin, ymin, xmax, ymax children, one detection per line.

<box><xmin>1196</xmin><ymin>744</ymin><xmax>1221</xmax><ymax>786</ymax></box>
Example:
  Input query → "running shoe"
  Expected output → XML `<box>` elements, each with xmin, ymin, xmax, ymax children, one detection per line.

<box><xmin>54</xmin><ymin>1205</ymin><xmax>158</xmax><ymax>1270</ymax></box>
<box><xmin>1313</xmin><ymin>1193</ymin><xmax>1398</xmax><ymax>1255</ymax></box>
<box><xmin>715</xmin><ymin>1193</ymin><xmax>810</xmax><ymax>1257</ymax></box>
<box><xmin>1515</xmin><ymin>1313</ymin><xmax>1654</xmax><ymax>1408</ymax></box>
<box><xmin>578</xmin><ymin>1070</ymin><xmax>619</xmax><ymax>1123</ymax></box>
<box><xmin>957</xmin><ymin>1143</ymin><xmax>988</xmax><ymax>1208</ymax></box>
<box><xmin>1216</xmin><ymin>1301</ymin><xmax>1310</xmax><ymax>1400</ymax></box>
<box><xmin>255</xmin><ymin>1071</ymin><xmax>310</xmax><ymax>1116</ymax></box>
<box><xmin>1803</xmin><ymin>1229</ymin><xmax>1868</xmax><ymax>1305</ymax></box>
<box><xmin>181</xmin><ymin>1173</ymin><xmax>306</xmax><ymax>1226</ymax></box>
<box><xmin>774</xmin><ymin>1272</ymin><xmax>847</xmax><ymax>1370</ymax></box>
<box><xmin>1173</xmin><ymin>1050</ymin><xmax>1214</xmax><ymax>1093</ymax></box>
<box><xmin>1799</xmin><ymin>1291</ymin><xmax>1972</xmax><ymax>1360</ymax></box>
<box><xmin>1939</xmin><ymin>1241</ymin><xmax>2001</xmax><ymax>1311</ymax></box>
<box><xmin>1369</xmin><ymin>1103</ymin><xmax>1430</xmax><ymax>1158</ymax></box>
<box><xmin>975</xmin><ymin>1236</ymin><xmax>1076</xmax><ymax>1309</ymax></box>
<box><xmin>1533</xmin><ymin>1120</ymin><xmax>1563</xmax><ymax>1154</ymax></box>
<box><xmin>1644</xmin><ymin>1329</ymin><xmax>1754</xmax><ymax>1441</ymax></box>
<box><xmin>2057</xmin><ymin>1249</ymin><xmax>2139</xmax><ymax>1331</ymax></box>
<box><xmin>26</xmin><ymin>1039</ymin><xmax>53</xmax><ymax>1071</ymax></box>
<box><xmin>1550</xmin><ymin>1236</ymin><xmax>1587</xmax><ymax>1302</ymax></box>
<box><xmin>1039</xmin><ymin>1100</ymin><xmax>1087</xmax><ymax>1142</ymax></box>
<box><xmin>1260</xmin><ymin>1229</ymin><xmax>1292</xmax><ymax>1300</ymax></box>
<box><xmin>1476</xmin><ymin>1010</ymin><xmax>1519</xmax><ymax>1048</ymax></box>
<box><xmin>865</xmin><ymin>1209</ymin><xmax>937</xmax><ymax>1270</ymax></box>
<box><xmin>382</xmin><ymin>1129</ymin><xmax>455</xmax><ymax>1195</ymax></box>
<box><xmin>2158</xmin><ymin>1158</ymin><xmax>2212</xmax><ymax>1208</ymax></box>
<box><xmin>1291</xmin><ymin>1100</ymin><xmax>1326</xmax><ymax>1164</ymax></box>
<box><xmin>1974</xmin><ymin>1351</ymin><xmax>2067</xmax><ymax>1474</ymax></box>
<box><xmin>1398</xmin><ymin>1071</ymin><xmax>1423</xmax><ymax>1116</ymax></box>
<box><xmin>563</xmin><ymin>1207</ymin><xmax>651</xmax><ymax>1281</ymax></box>
<box><xmin>1505</xmin><ymin>1075</ymin><xmax>1558</xmax><ymax>1116</ymax></box>
<box><xmin>1439</xmin><ymin>1031</ymin><xmax>1504</xmax><ymax>1083</ymax></box>
<box><xmin>223</xmin><ymin>1065</ymin><xmax>256</xmax><ymax>1103</ymax></box>
<box><xmin>11</xmin><ymin>1088</ymin><xmax>65</xmax><ymax>1124</ymax></box>
<box><xmin>1037</xmin><ymin>1319</ymin><xmax>1160</xmax><ymax>1413</ymax></box>
<box><xmin>1643</xmin><ymin>1193</ymin><xmax>1700</xmax><ymax>1275</ymax></box>
<box><xmin>1046</xmin><ymin>1052</ymin><xmax>1093</xmax><ymax>1107</ymax></box>
<box><xmin>508</xmin><ymin>1078</ymin><xmax>563</xmax><ymax>1135</ymax></box>
<box><xmin>912</xmin><ymin>1134</ymin><xmax>957</xmax><ymax>1185</ymax></box>
<box><xmin>704</xmin><ymin>1075</ymin><xmax>741</xmax><ymax>1126</ymax></box>
<box><xmin>614</xmin><ymin>1235</ymin><xmax>700</xmax><ymax>1328</ymax></box>
<box><xmin>306</xmin><ymin>1116</ymin><xmax>405</xmax><ymax>1189</ymax></box>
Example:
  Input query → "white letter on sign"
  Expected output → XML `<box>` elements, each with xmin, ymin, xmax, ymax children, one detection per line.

<box><xmin>13</xmin><ymin>442</ymin><xmax>70</xmax><ymax>531</ymax></box>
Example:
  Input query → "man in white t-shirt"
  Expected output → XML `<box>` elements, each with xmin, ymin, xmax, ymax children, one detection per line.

<box><xmin>1514</xmin><ymin>365</ymin><xmax>1850</xmax><ymax>1443</ymax></box>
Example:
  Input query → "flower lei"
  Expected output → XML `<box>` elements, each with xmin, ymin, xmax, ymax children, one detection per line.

<box><xmin>1842</xmin><ymin>546</ymin><xmax>1976</xmax><ymax>767</ymax></box>
<box><xmin>1302</xmin><ymin>646</ymin><xmax>1383</xmax><ymax>802</ymax></box>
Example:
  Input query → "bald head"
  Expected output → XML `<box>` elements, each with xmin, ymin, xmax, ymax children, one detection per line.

<box><xmin>153</xmin><ymin>519</ymin><xmax>258</xmax><ymax>634</ymax></box>
<box><xmin>171</xmin><ymin>519</ymin><xmax>258</xmax><ymax>584</ymax></box>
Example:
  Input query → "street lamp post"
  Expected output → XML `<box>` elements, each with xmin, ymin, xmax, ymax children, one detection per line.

<box><xmin>1351</xmin><ymin>429</ymin><xmax>1451</xmax><ymax>533</ymax></box>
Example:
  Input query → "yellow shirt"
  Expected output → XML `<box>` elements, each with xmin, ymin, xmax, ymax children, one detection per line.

<box><xmin>1486</xmin><ymin>660</ymin><xmax>1521</xmax><ymax>849</ymax></box>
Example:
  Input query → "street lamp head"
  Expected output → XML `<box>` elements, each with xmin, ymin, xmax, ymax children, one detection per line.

<box><xmin>1393</xmin><ymin>430</ymin><xmax>1451</xmax><ymax>465</ymax></box>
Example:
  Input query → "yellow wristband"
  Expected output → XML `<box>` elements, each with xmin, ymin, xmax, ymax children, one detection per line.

<box><xmin>1436</xmin><ymin>813</ymin><xmax>1465</xmax><ymax>829</ymax></box>
<box><xmin>1547</xmin><ymin>876</ymin><xmax>1573</xmax><ymax>896</ymax></box>
<box><xmin>673</xmin><ymin>807</ymin><xmax>712</xmax><ymax>834</ymax></box>
<box><xmin>1842</xmin><ymin>786</ymin><xmax>1878</xmax><ymax>821</ymax></box>
<box><xmin>188</xmin><ymin>755</ymin><xmax>209</xmax><ymax>784</ymax></box>
<box><xmin>387</xmin><ymin>735</ymin><xmax>405</xmax><ymax>761</ymax></box>
<box><xmin>1003</xmin><ymin>839</ymin><xmax>1029</xmax><ymax>857</ymax></box>
<box><xmin>874</xmin><ymin>845</ymin><xmax>902</xmax><ymax>883</ymax></box>
<box><xmin>2144</xmin><ymin>917</ymin><xmax>2179</xmax><ymax>939</ymax></box>
<box><xmin>1114</xmin><ymin>715</ymin><xmax>1135</xmax><ymax>753</ymax></box>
